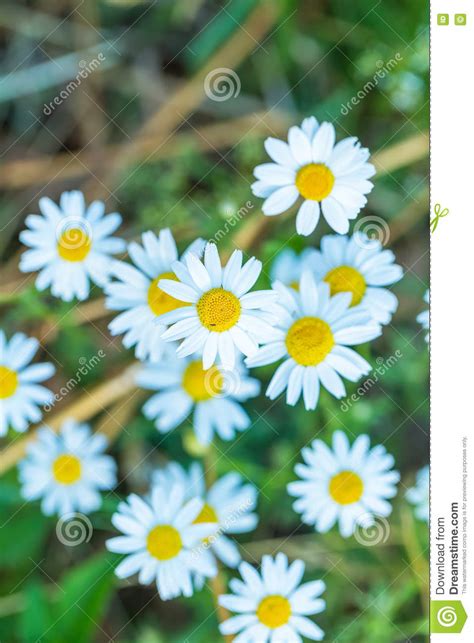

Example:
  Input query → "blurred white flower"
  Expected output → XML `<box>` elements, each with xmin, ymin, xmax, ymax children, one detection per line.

<box><xmin>105</xmin><ymin>229</ymin><xmax>205</xmax><ymax>362</ymax></box>
<box><xmin>153</xmin><ymin>461</ymin><xmax>258</xmax><ymax>569</ymax></box>
<box><xmin>288</xmin><ymin>430</ymin><xmax>399</xmax><ymax>537</ymax></box>
<box><xmin>106</xmin><ymin>483</ymin><xmax>217</xmax><ymax>600</ymax></box>
<box><xmin>252</xmin><ymin>116</ymin><xmax>375</xmax><ymax>236</ymax></box>
<box><xmin>417</xmin><ymin>289</ymin><xmax>429</xmax><ymax>342</ymax></box>
<box><xmin>406</xmin><ymin>465</ymin><xmax>429</xmax><ymax>522</ymax></box>
<box><xmin>137</xmin><ymin>352</ymin><xmax>259</xmax><ymax>444</ymax></box>
<box><xmin>0</xmin><ymin>331</ymin><xmax>54</xmax><ymax>436</ymax></box>
<box><xmin>246</xmin><ymin>271</ymin><xmax>381</xmax><ymax>410</ymax></box>
<box><xmin>19</xmin><ymin>190</ymin><xmax>125</xmax><ymax>301</ymax></box>
<box><xmin>219</xmin><ymin>553</ymin><xmax>325</xmax><ymax>641</ymax></box>
<box><xmin>312</xmin><ymin>233</ymin><xmax>403</xmax><ymax>324</ymax></box>
<box><xmin>19</xmin><ymin>419</ymin><xmax>116</xmax><ymax>516</ymax></box>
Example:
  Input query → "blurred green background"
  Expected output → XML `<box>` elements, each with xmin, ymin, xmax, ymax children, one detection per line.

<box><xmin>0</xmin><ymin>0</ymin><xmax>428</xmax><ymax>641</ymax></box>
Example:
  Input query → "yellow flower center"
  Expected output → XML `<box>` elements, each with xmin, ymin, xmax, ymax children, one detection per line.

<box><xmin>52</xmin><ymin>454</ymin><xmax>82</xmax><ymax>485</ymax></box>
<box><xmin>0</xmin><ymin>365</ymin><xmax>18</xmax><ymax>399</ymax></box>
<box><xmin>324</xmin><ymin>266</ymin><xmax>367</xmax><ymax>306</ymax></box>
<box><xmin>289</xmin><ymin>280</ymin><xmax>300</xmax><ymax>291</ymax></box>
<box><xmin>57</xmin><ymin>228</ymin><xmax>92</xmax><ymax>262</ymax></box>
<box><xmin>146</xmin><ymin>525</ymin><xmax>182</xmax><ymax>561</ymax></box>
<box><xmin>197</xmin><ymin>288</ymin><xmax>241</xmax><ymax>332</ymax></box>
<box><xmin>148</xmin><ymin>272</ymin><xmax>186</xmax><ymax>316</ymax></box>
<box><xmin>295</xmin><ymin>163</ymin><xmax>335</xmax><ymax>201</ymax></box>
<box><xmin>194</xmin><ymin>502</ymin><xmax>218</xmax><ymax>524</ymax></box>
<box><xmin>285</xmin><ymin>316</ymin><xmax>334</xmax><ymax>366</ymax></box>
<box><xmin>257</xmin><ymin>595</ymin><xmax>291</xmax><ymax>629</ymax></box>
<box><xmin>329</xmin><ymin>470</ymin><xmax>364</xmax><ymax>505</ymax></box>
<box><xmin>182</xmin><ymin>361</ymin><xmax>223</xmax><ymax>402</ymax></box>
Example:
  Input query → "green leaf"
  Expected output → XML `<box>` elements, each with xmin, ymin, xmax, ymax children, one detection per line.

<box><xmin>19</xmin><ymin>582</ymin><xmax>52</xmax><ymax>643</ymax></box>
<box><xmin>48</xmin><ymin>553</ymin><xmax>116</xmax><ymax>643</ymax></box>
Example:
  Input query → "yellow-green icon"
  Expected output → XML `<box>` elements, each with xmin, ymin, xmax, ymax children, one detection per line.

<box><xmin>437</xmin><ymin>14</ymin><xmax>449</xmax><ymax>25</ymax></box>
<box><xmin>455</xmin><ymin>14</ymin><xmax>467</xmax><ymax>26</ymax></box>
<box><xmin>430</xmin><ymin>600</ymin><xmax>468</xmax><ymax>634</ymax></box>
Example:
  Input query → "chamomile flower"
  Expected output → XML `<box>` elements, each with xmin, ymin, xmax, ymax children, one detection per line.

<box><xmin>288</xmin><ymin>430</ymin><xmax>399</xmax><ymax>538</ymax></box>
<box><xmin>136</xmin><ymin>352</ymin><xmax>260</xmax><ymax>444</ymax></box>
<box><xmin>18</xmin><ymin>419</ymin><xmax>116</xmax><ymax>516</ymax></box>
<box><xmin>246</xmin><ymin>271</ymin><xmax>381</xmax><ymax>411</ymax></box>
<box><xmin>153</xmin><ymin>461</ymin><xmax>258</xmax><ymax>568</ymax></box>
<box><xmin>105</xmin><ymin>230</ymin><xmax>205</xmax><ymax>362</ymax></box>
<box><xmin>252</xmin><ymin>116</ymin><xmax>375</xmax><ymax>236</ymax></box>
<box><xmin>106</xmin><ymin>484</ymin><xmax>217</xmax><ymax>600</ymax></box>
<box><xmin>157</xmin><ymin>242</ymin><xmax>278</xmax><ymax>369</ymax></box>
<box><xmin>417</xmin><ymin>289</ymin><xmax>429</xmax><ymax>342</ymax></box>
<box><xmin>0</xmin><ymin>331</ymin><xmax>54</xmax><ymax>437</ymax></box>
<box><xmin>311</xmin><ymin>233</ymin><xmax>403</xmax><ymax>324</ymax></box>
<box><xmin>219</xmin><ymin>553</ymin><xmax>326</xmax><ymax>642</ymax></box>
<box><xmin>406</xmin><ymin>465</ymin><xmax>429</xmax><ymax>522</ymax></box>
<box><xmin>270</xmin><ymin>247</ymin><xmax>318</xmax><ymax>288</ymax></box>
<box><xmin>19</xmin><ymin>190</ymin><xmax>125</xmax><ymax>301</ymax></box>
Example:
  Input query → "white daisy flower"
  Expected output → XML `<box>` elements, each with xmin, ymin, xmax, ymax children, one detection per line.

<box><xmin>219</xmin><ymin>552</ymin><xmax>326</xmax><ymax>642</ymax></box>
<box><xmin>136</xmin><ymin>352</ymin><xmax>260</xmax><ymax>444</ymax></box>
<box><xmin>19</xmin><ymin>190</ymin><xmax>125</xmax><ymax>301</ymax></box>
<box><xmin>246</xmin><ymin>271</ymin><xmax>381</xmax><ymax>411</ymax></box>
<box><xmin>288</xmin><ymin>430</ymin><xmax>400</xmax><ymax>538</ymax></box>
<box><xmin>157</xmin><ymin>242</ymin><xmax>278</xmax><ymax>369</ymax></box>
<box><xmin>252</xmin><ymin>116</ymin><xmax>375</xmax><ymax>236</ymax></box>
<box><xmin>270</xmin><ymin>247</ymin><xmax>318</xmax><ymax>289</ymax></box>
<box><xmin>153</xmin><ymin>461</ymin><xmax>258</xmax><ymax>569</ymax></box>
<box><xmin>406</xmin><ymin>465</ymin><xmax>429</xmax><ymax>523</ymax></box>
<box><xmin>0</xmin><ymin>331</ymin><xmax>54</xmax><ymax>437</ymax></box>
<box><xmin>105</xmin><ymin>230</ymin><xmax>205</xmax><ymax>362</ymax></box>
<box><xmin>417</xmin><ymin>289</ymin><xmax>429</xmax><ymax>343</ymax></box>
<box><xmin>18</xmin><ymin>419</ymin><xmax>116</xmax><ymax>516</ymax></box>
<box><xmin>311</xmin><ymin>233</ymin><xmax>403</xmax><ymax>324</ymax></box>
<box><xmin>106</xmin><ymin>483</ymin><xmax>217</xmax><ymax>600</ymax></box>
